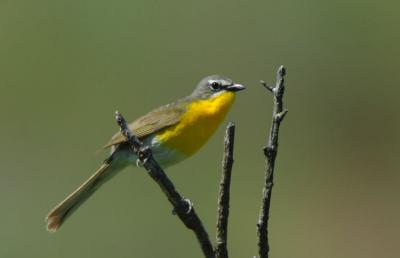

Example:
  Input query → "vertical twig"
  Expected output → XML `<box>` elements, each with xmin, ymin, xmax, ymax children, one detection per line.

<box><xmin>257</xmin><ymin>66</ymin><xmax>288</xmax><ymax>258</ymax></box>
<box><xmin>215</xmin><ymin>122</ymin><xmax>236</xmax><ymax>258</ymax></box>
<box><xmin>115</xmin><ymin>111</ymin><xmax>215</xmax><ymax>258</ymax></box>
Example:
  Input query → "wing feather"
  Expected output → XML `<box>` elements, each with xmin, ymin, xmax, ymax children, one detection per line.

<box><xmin>103</xmin><ymin>101</ymin><xmax>187</xmax><ymax>148</ymax></box>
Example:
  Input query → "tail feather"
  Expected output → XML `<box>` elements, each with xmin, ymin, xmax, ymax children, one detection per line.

<box><xmin>46</xmin><ymin>153</ymin><xmax>126</xmax><ymax>232</ymax></box>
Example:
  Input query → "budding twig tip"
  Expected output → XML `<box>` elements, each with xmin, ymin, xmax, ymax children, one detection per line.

<box><xmin>278</xmin><ymin>65</ymin><xmax>286</xmax><ymax>77</ymax></box>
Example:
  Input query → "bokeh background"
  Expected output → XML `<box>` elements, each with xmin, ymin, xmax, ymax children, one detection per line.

<box><xmin>1</xmin><ymin>0</ymin><xmax>399</xmax><ymax>257</ymax></box>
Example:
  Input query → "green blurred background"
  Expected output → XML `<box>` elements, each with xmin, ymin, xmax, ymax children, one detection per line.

<box><xmin>1</xmin><ymin>0</ymin><xmax>399</xmax><ymax>257</ymax></box>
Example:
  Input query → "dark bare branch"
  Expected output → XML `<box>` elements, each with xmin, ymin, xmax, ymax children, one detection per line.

<box><xmin>215</xmin><ymin>122</ymin><xmax>235</xmax><ymax>258</ymax></box>
<box><xmin>256</xmin><ymin>66</ymin><xmax>288</xmax><ymax>258</ymax></box>
<box><xmin>115</xmin><ymin>111</ymin><xmax>215</xmax><ymax>258</ymax></box>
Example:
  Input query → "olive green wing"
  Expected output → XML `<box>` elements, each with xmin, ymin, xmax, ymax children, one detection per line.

<box><xmin>104</xmin><ymin>101</ymin><xmax>188</xmax><ymax>148</ymax></box>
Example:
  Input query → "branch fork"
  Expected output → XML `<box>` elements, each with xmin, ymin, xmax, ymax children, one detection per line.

<box><xmin>274</xmin><ymin>110</ymin><xmax>288</xmax><ymax>123</ymax></box>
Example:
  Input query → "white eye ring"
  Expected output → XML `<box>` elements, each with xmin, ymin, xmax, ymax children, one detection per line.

<box><xmin>209</xmin><ymin>81</ymin><xmax>220</xmax><ymax>90</ymax></box>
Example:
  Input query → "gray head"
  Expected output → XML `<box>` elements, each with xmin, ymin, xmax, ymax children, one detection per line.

<box><xmin>190</xmin><ymin>75</ymin><xmax>245</xmax><ymax>99</ymax></box>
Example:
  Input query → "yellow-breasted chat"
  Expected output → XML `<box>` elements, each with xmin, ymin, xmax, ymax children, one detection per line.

<box><xmin>46</xmin><ymin>75</ymin><xmax>245</xmax><ymax>232</ymax></box>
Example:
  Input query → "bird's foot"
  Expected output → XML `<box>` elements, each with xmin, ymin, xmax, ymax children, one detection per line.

<box><xmin>136</xmin><ymin>159</ymin><xmax>144</xmax><ymax>167</ymax></box>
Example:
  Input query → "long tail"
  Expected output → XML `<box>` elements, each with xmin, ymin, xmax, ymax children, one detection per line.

<box><xmin>45</xmin><ymin>150</ymin><xmax>126</xmax><ymax>232</ymax></box>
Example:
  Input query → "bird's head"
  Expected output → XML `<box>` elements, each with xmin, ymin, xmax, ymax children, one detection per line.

<box><xmin>191</xmin><ymin>75</ymin><xmax>245</xmax><ymax>99</ymax></box>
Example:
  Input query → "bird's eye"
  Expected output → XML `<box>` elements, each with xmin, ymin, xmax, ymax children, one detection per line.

<box><xmin>210</xmin><ymin>81</ymin><xmax>220</xmax><ymax>90</ymax></box>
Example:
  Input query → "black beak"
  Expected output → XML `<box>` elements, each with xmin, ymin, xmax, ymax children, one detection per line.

<box><xmin>226</xmin><ymin>83</ymin><xmax>245</xmax><ymax>92</ymax></box>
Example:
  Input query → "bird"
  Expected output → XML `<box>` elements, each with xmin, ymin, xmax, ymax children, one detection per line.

<box><xmin>45</xmin><ymin>75</ymin><xmax>245</xmax><ymax>232</ymax></box>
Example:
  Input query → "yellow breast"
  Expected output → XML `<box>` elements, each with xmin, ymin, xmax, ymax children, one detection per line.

<box><xmin>156</xmin><ymin>91</ymin><xmax>236</xmax><ymax>155</ymax></box>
